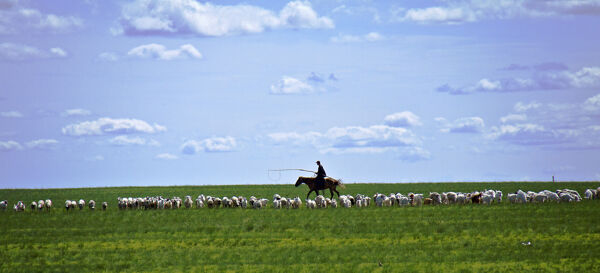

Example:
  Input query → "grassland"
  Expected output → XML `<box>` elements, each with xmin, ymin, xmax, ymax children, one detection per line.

<box><xmin>1</xmin><ymin>182</ymin><xmax>599</xmax><ymax>272</ymax></box>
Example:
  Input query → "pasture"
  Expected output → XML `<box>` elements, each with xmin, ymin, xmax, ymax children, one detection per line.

<box><xmin>1</xmin><ymin>182</ymin><xmax>600</xmax><ymax>272</ymax></box>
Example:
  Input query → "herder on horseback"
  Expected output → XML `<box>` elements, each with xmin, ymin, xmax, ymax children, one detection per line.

<box><xmin>315</xmin><ymin>160</ymin><xmax>326</xmax><ymax>192</ymax></box>
<box><xmin>294</xmin><ymin>161</ymin><xmax>344</xmax><ymax>199</ymax></box>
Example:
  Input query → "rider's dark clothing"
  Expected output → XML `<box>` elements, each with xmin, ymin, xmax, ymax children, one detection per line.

<box><xmin>316</xmin><ymin>164</ymin><xmax>326</xmax><ymax>189</ymax></box>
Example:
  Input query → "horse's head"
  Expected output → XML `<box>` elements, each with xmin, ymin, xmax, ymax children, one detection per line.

<box><xmin>295</xmin><ymin>177</ymin><xmax>305</xmax><ymax>187</ymax></box>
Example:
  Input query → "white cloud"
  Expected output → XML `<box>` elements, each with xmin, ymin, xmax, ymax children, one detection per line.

<box><xmin>500</xmin><ymin>114</ymin><xmax>527</xmax><ymax>123</ymax></box>
<box><xmin>50</xmin><ymin>47</ymin><xmax>67</xmax><ymax>57</ymax></box>
<box><xmin>0</xmin><ymin>140</ymin><xmax>21</xmax><ymax>151</ymax></box>
<box><xmin>330</xmin><ymin>32</ymin><xmax>384</xmax><ymax>43</ymax></box>
<box><xmin>332</xmin><ymin>4</ymin><xmax>381</xmax><ymax>23</ymax></box>
<box><xmin>268</xmin><ymin>124</ymin><xmax>425</xmax><ymax>156</ymax></box>
<box><xmin>438</xmin><ymin>66</ymin><xmax>600</xmax><ymax>95</ymax></box>
<box><xmin>397</xmin><ymin>0</ymin><xmax>600</xmax><ymax>24</ymax></box>
<box><xmin>384</xmin><ymin>111</ymin><xmax>422</xmax><ymax>127</ymax></box>
<box><xmin>439</xmin><ymin>117</ymin><xmax>485</xmax><ymax>133</ymax></box>
<box><xmin>397</xmin><ymin>147</ymin><xmax>432</xmax><ymax>162</ymax></box>
<box><xmin>487</xmin><ymin>123</ymin><xmax>568</xmax><ymax>146</ymax></box>
<box><xmin>488</xmin><ymin>94</ymin><xmax>600</xmax><ymax>147</ymax></box>
<box><xmin>109</xmin><ymin>135</ymin><xmax>160</xmax><ymax>146</ymax></box>
<box><xmin>585</xmin><ymin>93</ymin><xmax>600</xmax><ymax>110</ymax></box>
<box><xmin>270</xmin><ymin>72</ymin><xmax>338</xmax><ymax>95</ymax></box>
<box><xmin>181</xmin><ymin>136</ymin><xmax>237</xmax><ymax>154</ymax></box>
<box><xmin>98</xmin><ymin>52</ymin><xmax>119</xmax><ymax>62</ymax></box>
<box><xmin>62</xmin><ymin>108</ymin><xmax>92</xmax><ymax>117</ymax></box>
<box><xmin>0</xmin><ymin>43</ymin><xmax>68</xmax><ymax>61</ymax></box>
<box><xmin>127</xmin><ymin>43</ymin><xmax>202</xmax><ymax>60</ymax></box>
<box><xmin>155</xmin><ymin>153</ymin><xmax>178</xmax><ymax>160</ymax></box>
<box><xmin>118</xmin><ymin>0</ymin><xmax>333</xmax><ymax>37</ymax></box>
<box><xmin>62</xmin><ymin>117</ymin><xmax>167</xmax><ymax>136</ymax></box>
<box><xmin>26</xmin><ymin>139</ymin><xmax>58</xmax><ymax>149</ymax></box>
<box><xmin>1</xmin><ymin>111</ymin><xmax>23</xmax><ymax>118</ymax></box>
<box><xmin>402</xmin><ymin>6</ymin><xmax>476</xmax><ymax>24</ymax></box>
<box><xmin>514</xmin><ymin>101</ymin><xmax>542</xmax><ymax>112</ymax></box>
<box><xmin>0</xmin><ymin>3</ymin><xmax>83</xmax><ymax>34</ymax></box>
<box><xmin>270</xmin><ymin>76</ymin><xmax>314</xmax><ymax>94</ymax></box>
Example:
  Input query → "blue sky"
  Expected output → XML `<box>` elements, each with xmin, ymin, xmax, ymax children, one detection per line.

<box><xmin>1</xmin><ymin>0</ymin><xmax>600</xmax><ymax>188</ymax></box>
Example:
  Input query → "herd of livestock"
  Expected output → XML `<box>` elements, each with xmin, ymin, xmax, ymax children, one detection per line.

<box><xmin>2</xmin><ymin>187</ymin><xmax>599</xmax><ymax>212</ymax></box>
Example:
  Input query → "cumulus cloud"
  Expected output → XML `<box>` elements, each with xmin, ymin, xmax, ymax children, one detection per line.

<box><xmin>155</xmin><ymin>153</ymin><xmax>178</xmax><ymax>160</ymax></box>
<box><xmin>25</xmin><ymin>139</ymin><xmax>58</xmax><ymax>150</ymax></box>
<box><xmin>438</xmin><ymin>117</ymin><xmax>485</xmax><ymax>133</ymax></box>
<box><xmin>181</xmin><ymin>136</ymin><xmax>237</xmax><ymax>154</ymax></box>
<box><xmin>268</xmin><ymin>124</ymin><xmax>426</xmax><ymax>156</ymax></box>
<box><xmin>1</xmin><ymin>110</ymin><xmax>23</xmax><ymax>118</ymax></box>
<box><xmin>0</xmin><ymin>2</ymin><xmax>83</xmax><ymax>34</ymax></box>
<box><xmin>62</xmin><ymin>108</ymin><xmax>92</xmax><ymax>117</ymax></box>
<box><xmin>127</xmin><ymin>43</ymin><xmax>202</xmax><ymax>60</ymax></box>
<box><xmin>109</xmin><ymin>135</ymin><xmax>159</xmax><ymax>146</ymax></box>
<box><xmin>0</xmin><ymin>140</ymin><xmax>21</xmax><ymax>151</ymax></box>
<box><xmin>438</xmin><ymin>66</ymin><xmax>600</xmax><ymax>95</ymax></box>
<box><xmin>330</xmin><ymin>32</ymin><xmax>384</xmax><ymax>43</ymax></box>
<box><xmin>396</xmin><ymin>0</ymin><xmax>600</xmax><ymax>24</ymax></box>
<box><xmin>488</xmin><ymin>93</ymin><xmax>600</xmax><ymax>148</ymax></box>
<box><xmin>62</xmin><ymin>117</ymin><xmax>167</xmax><ymax>136</ymax></box>
<box><xmin>117</xmin><ymin>0</ymin><xmax>333</xmax><ymax>37</ymax></box>
<box><xmin>0</xmin><ymin>43</ymin><xmax>69</xmax><ymax>61</ymax></box>
<box><xmin>384</xmin><ymin>111</ymin><xmax>422</xmax><ymax>127</ymax></box>
<box><xmin>270</xmin><ymin>72</ymin><xmax>338</xmax><ymax>95</ymax></box>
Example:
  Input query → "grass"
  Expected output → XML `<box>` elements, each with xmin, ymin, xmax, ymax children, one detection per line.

<box><xmin>1</xmin><ymin>181</ymin><xmax>599</xmax><ymax>272</ymax></box>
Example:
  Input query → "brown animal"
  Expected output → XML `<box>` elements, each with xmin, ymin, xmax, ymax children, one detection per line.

<box><xmin>470</xmin><ymin>192</ymin><xmax>482</xmax><ymax>204</ymax></box>
<box><xmin>295</xmin><ymin>176</ymin><xmax>344</xmax><ymax>199</ymax></box>
<box><xmin>424</xmin><ymin>198</ymin><xmax>433</xmax><ymax>205</ymax></box>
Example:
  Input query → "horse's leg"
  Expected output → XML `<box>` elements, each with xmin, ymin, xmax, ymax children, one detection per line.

<box><xmin>306</xmin><ymin>190</ymin><xmax>313</xmax><ymax>200</ymax></box>
<box><xmin>329</xmin><ymin>188</ymin><xmax>334</xmax><ymax>199</ymax></box>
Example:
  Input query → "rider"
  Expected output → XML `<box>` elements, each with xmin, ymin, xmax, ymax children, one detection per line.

<box><xmin>315</xmin><ymin>161</ymin><xmax>326</xmax><ymax>191</ymax></box>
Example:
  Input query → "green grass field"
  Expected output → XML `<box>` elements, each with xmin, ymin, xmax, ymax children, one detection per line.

<box><xmin>1</xmin><ymin>182</ymin><xmax>599</xmax><ymax>272</ymax></box>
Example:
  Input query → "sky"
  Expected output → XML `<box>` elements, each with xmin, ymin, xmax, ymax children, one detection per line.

<box><xmin>1</xmin><ymin>0</ymin><xmax>600</xmax><ymax>188</ymax></box>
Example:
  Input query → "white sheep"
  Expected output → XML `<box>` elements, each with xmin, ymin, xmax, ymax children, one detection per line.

<box><xmin>315</xmin><ymin>195</ymin><xmax>326</xmax><ymax>208</ymax></box>
<box><xmin>30</xmin><ymin>201</ymin><xmax>37</xmax><ymax>211</ymax></box>
<box><xmin>102</xmin><ymin>202</ymin><xmax>108</xmax><ymax>210</ymax></box>
<box><xmin>516</xmin><ymin>190</ymin><xmax>527</xmax><ymax>203</ymax></box>
<box><xmin>481</xmin><ymin>194</ymin><xmax>493</xmax><ymax>205</ymax></box>
<box><xmin>306</xmin><ymin>199</ymin><xmax>316</xmax><ymax>209</ymax></box>
<box><xmin>429</xmin><ymin>192</ymin><xmax>442</xmax><ymax>205</ymax></box>
<box><xmin>533</xmin><ymin>193</ymin><xmax>547</xmax><ymax>203</ymax></box>
<box><xmin>195</xmin><ymin>198</ymin><xmax>204</xmax><ymax>208</ymax></box>
<box><xmin>231</xmin><ymin>196</ymin><xmax>240</xmax><ymax>207</ymax></box>
<box><xmin>331</xmin><ymin>199</ymin><xmax>338</xmax><ymax>208</ymax></box>
<box><xmin>89</xmin><ymin>200</ymin><xmax>96</xmax><ymax>210</ymax></box>
<box><xmin>184</xmin><ymin>196</ymin><xmax>193</xmax><ymax>208</ymax></box>
<box><xmin>495</xmin><ymin>191</ymin><xmax>503</xmax><ymax>203</ymax></box>
<box><xmin>14</xmin><ymin>201</ymin><xmax>25</xmax><ymax>211</ymax></box>
<box><xmin>45</xmin><ymin>199</ymin><xmax>52</xmax><ymax>211</ymax></box>
<box><xmin>0</xmin><ymin>200</ymin><xmax>7</xmax><ymax>210</ymax></box>
<box><xmin>37</xmin><ymin>200</ymin><xmax>45</xmax><ymax>211</ymax></box>
<box><xmin>585</xmin><ymin>189</ymin><xmax>595</xmax><ymax>200</ymax></box>
<box><xmin>411</xmin><ymin>194</ymin><xmax>423</xmax><ymax>206</ymax></box>
<box><xmin>292</xmin><ymin>197</ymin><xmax>302</xmax><ymax>209</ymax></box>
<box><xmin>78</xmin><ymin>199</ymin><xmax>85</xmax><ymax>210</ymax></box>
<box><xmin>272</xmin><ymin>199</ymin><xmax>281</xmax><ymax>209</ymax></box>
<box><xmin>253</xmin><ymin>199</ymin><xmax>263</xmax><ymax>209</ymax></box>
<box><xmin>546</xmin><ymin>192</ymin><xmax>560</xmax><ymax>202</ymax></box>
<box><xmin>507</xmin><ymin>193</ymin><xmax>517</xmax><ymax>203</ymax></box>
<box><xmin>240</xmin><ymin>197</ymin><xmax>248</xmax><ymax>209</ymax></box>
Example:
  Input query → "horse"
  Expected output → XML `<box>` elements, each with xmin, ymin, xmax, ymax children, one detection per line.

<box><xmin>295</xmin><ymin>176</ymin><xmax>344</xmax><ymax>199</ymax></box>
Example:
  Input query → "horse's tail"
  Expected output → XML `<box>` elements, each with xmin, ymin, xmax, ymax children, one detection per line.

<box><xmin>333</xmin><ymin>178</ymin><xmax>345</xmax><ymax>189</ymax></box>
